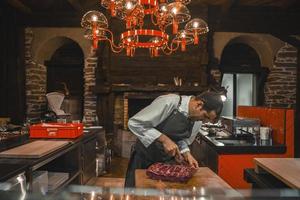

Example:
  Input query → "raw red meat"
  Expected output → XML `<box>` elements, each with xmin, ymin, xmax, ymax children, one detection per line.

<box><xmin>146</xmin><ymin>163</ymin><xmax>197</xmax><ymax>182</ymax></box>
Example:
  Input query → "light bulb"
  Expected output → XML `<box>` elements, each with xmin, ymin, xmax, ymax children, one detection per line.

<box><xmin>181</xmin><ymin>32</ymin><xmax>186</xmax><ymax>38</ymax></box>
<box><xmin>125</xmin><ymin>2</ymin><xmax>133</xmax><ymax>10</ymax></box>
<box><xmin>192</xmin><ymin>21</ymin><xmax>199</xmax><ymax>28</ymax></box>
<box><xmin>171</xmin><ymin>7</ymin><xmax>177</xmax><ymax>14</ymax></box>
<box><xmin>161</xmin><ymin>5</ymin><xmax>167</xmax><ymax>12</ymax></box>
<box><xmin>92</xmin><ymin>15</ymin><xmax>98</xmax><ymax>21</ymax></box>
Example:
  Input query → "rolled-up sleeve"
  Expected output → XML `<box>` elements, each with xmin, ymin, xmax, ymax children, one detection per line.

<box><xmin>128</xmin><ymin>95</ymin><xmax>178</xmax><ymax>147</ymax></box>
<box><xmin>177</xmin><ymin>140</ymin><xmax>190</xmax><ymax>153</ymax></box>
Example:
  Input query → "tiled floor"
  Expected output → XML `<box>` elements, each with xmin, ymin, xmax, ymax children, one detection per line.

<box><xmin>87</xmin><ymin>156</ymin><xmax>129</xmax><ymax>188</ymax></box>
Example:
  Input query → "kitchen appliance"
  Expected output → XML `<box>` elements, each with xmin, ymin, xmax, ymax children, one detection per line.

<box><xmin>221</xmin><ymin>116</ymin><xmax>260</xmax><ymax>135</ymax></box>
<box><xmin>46</xmin><ymin>92</ymin><xmax>71</xmax><ymax>119</ymax></box>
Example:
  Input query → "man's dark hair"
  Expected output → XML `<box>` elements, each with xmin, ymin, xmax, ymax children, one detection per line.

<box><xmin>195</xmin><ymin>91</ymin><xmax>223</xmax><ymax>117</ymax></box>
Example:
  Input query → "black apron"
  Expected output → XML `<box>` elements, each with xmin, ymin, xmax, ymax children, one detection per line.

<box><xmin>124</xmin><ymin>96</ymin><xmax>194</xmax><ymax>187</ymax></box>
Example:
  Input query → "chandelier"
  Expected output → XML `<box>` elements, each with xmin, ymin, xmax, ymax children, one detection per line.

<box><xmin>81</xmin><ymin>0</ymin><xmax>209</xmax><ymax>57</ymax></box>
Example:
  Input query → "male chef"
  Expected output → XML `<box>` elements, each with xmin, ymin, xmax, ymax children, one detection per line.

<box><xmin>125</xmin><ymin>91</ymin><xmax>223</xmax><ymax>187</ymax></box>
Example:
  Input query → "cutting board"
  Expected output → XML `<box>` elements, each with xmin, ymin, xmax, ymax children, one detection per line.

<box><xmin>135</xmin><ymin>167</ymin><xmax>232</xmax><ymax>189</ymax></box>
<box><xmin>254</xmin><ymin>158</ymin><xmax>300</xmax><ymax>189</ymax></box>
<box><xmin>0</xmin><ymin>140</ymin><xmax>70</xmax><ymax>158</ymax></box>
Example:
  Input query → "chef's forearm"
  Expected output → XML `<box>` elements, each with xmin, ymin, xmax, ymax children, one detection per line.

<box><xmin>157</xmin><ymin>134</ymin><xmax>169</xmax><ymax>143</ymax></box>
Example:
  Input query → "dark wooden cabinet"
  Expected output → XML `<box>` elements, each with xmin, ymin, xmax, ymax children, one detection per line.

<box><xmin>81</xmin><ymin>137</ymin><xmax>96</xmax><ymax>184</ymax></box>
<box><xmin>0</xmin><ymin>131</ymin><xmax>98</xmax><ymax>193</ymax></box>
<box><xmin>191</xmin><ymin>136</ymin><xmax>218</xmax><ymax>173</ymax></box>
<box><xmin>29</xmin><ymin>131</ymin><xmax>97</xmax><ymax>191</ymax></box>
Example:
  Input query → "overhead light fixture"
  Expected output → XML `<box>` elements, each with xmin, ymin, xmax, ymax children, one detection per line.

<box><xmin>81</xmin><ymin>0</ymin><xmax>209</xmax><ymax>57</ymax></box>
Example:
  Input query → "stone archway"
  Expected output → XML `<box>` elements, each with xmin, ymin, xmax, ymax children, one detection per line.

<box><xmin>213</xmin><ymin>33</ymin><xmax>285</xmax><ymax>69</ymax></box>
<box><xmin>212</xmin><ymin>32</ymin><xmax>297</xmax><ymax>108</ymax></box>
<box><xmin>220</xmin><ymin>43</ymin><xmax>261</xmax><ymax>67</ymax></box>
<box><xmin>219</xmin><ymin>35</ymin><xmax>272</xmax><ymax>68</ymax></box>
<box><xmin>25</xmin><ymin>28</ymin><xmax>97</xmax><ymax>125</ymax></box>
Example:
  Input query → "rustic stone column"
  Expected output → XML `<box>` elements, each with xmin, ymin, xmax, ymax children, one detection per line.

<box><xmin>123</xmin><ymin>93</ymin><xmax>128</xmax><ymax>130</ymax></box>
<box><xmin>83</xmin><ymin>49</ymin><xmax>98</xmax><ymax>126</ymax></box>
<box><xmin>25</xmin><ymin>28</ymin><xmax>47</xmax><ymax>119</ymax></box>
<box><xmin>264</xmin><ymin>43</ymin><xmax>297</xmax><ymax>108</ymax></box>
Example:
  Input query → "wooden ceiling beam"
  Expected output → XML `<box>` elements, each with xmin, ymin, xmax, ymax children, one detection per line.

<box><xmin>272</xmin><ymin>34</ymin><xmax>300</xmax><ymax>48</ymax></box>
<box><xmin>67</xmin><ymin>0</ymin><xmax>84</xmax><ymax>14</ymax></box>
<box><xmin>6</xmin><ymin>0</ymin><xmax>32</xmax><ymax>14</ymax></box>
<box><xmin>18</xmin><ymin>13</ymin><xmax>82</xmax><ymax>27</ymax></box>
<box><xmin>209</xmin><ymin>6</ymin><xmax>300</xmax><ymax>35</ymax></box>
<box><xmin>220</xmin><ymin>0</ymin><xmax>239</xmax><ymax>14</ymax></box>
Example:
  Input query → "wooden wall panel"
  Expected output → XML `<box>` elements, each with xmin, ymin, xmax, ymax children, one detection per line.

<box><xmin>101</xmin><ymin>46</ymin><xmax>208</xmax><ymax>86</ymax></box>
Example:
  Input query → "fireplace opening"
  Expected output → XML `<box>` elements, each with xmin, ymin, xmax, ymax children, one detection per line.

<box><xmin>123</xmin><ymin>92</ymin><xmax>168</xmax><ymax>129</ymax></box>
<box><xmin>128</xmin><ymin>98</ymin><xmax>154</xmax><ymax>118</ymax></box>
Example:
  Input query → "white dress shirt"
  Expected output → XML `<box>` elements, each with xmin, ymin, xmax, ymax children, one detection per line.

<box><xmin>128</xmin><ymin>94</ymin><xmax>202</xmax><ymax>153</ymax></box>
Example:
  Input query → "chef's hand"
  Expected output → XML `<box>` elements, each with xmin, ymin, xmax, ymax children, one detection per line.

<box><xmin>158</xmin><ymin>134</ymin><xmax>179</xmax><ymax>157</ymax></box>
<box><xmin>183</xmin><ymin>152</ymin><xmax>199</xmax><ymax>168</ymax></box>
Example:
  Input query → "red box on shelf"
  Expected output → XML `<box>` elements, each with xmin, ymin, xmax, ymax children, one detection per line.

<box><xmin>29</xmin><ymin>123</ymin><xmax>83</xmax><ymax>139</ymax></box>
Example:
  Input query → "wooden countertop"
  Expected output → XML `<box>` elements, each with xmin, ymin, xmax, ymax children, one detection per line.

<box><xmin>135</xmin><ymin>167</ymin><xmax>232</xmax><ymax>189</ymax></box>
<box><xmin>254</xmin><ymin>158</ymin><xmax>300</xmax><ymax>189</ymax></box>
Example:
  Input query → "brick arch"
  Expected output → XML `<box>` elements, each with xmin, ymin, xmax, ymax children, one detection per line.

<box><xmin>220</xmin><ymin>42</ymin><xmax>261</xmax><ymax>67</ymax></box>
<box><xmin>30</xmin><ymin>28</ymin><xmax>91</xmax><ymax>61</ymax></box>
<box><xmin>211</xmin><ymin>35</ymin><xmax>265</xmax><ymax>84</ymax></box>
<box><xmin>264</xmin><ymin>44</ymin><xmax>297</xmax><ymax>108</ymax></box>
<box><xmin>25</xmin><ymin>28</ymin><xmax>97</xmax><ymax>124</ymax></box>
<box><xmin>213</xmin><ymin>33</ymin><xmax>280</xmax><ymax>69</ymax></box>
<box><xmin>34</xmin><ymin>36</ymin><xmax>82</xmax><ymax>64</ymax></box>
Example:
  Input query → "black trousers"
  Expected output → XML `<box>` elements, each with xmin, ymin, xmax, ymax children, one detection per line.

<box><xmin>124</xmin><ymin>150</ymin><xmax>152</xmax><ymax>187</ymax></box>
<box><xmin>124</xmin><ymin>141</ymin><xmax>176</xmax><ymax>187</ymax></box>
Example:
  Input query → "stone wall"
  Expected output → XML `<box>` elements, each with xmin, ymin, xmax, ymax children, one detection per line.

<box><xmin>114</xmin><ymin>94</ymin><xmax>124</xmax><ymax>127</ymax></box>
<box><xmin>84</xmin><ymin>54</ymin><xmax>98</xmax><ymax>126</ymax></box>
<box><xmin>25</xmin><ymin>28</ymin><xmax>47</xmax><ymax>119</ymax></box>
<box><xmin>264</xmin><ymin>44</ymin><xmax>297</xmax><ymax>108</ymax></box>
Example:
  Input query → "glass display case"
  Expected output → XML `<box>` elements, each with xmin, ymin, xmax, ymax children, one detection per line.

<box><xmin>1</xmin><ymin>185</ymin><xmax>300</xmax><ymax>200</ymax></box>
